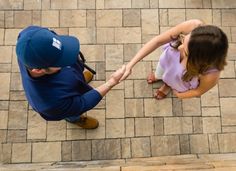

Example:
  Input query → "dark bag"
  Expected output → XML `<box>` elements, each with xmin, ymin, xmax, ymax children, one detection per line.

<box><xmin>78</xmin><ymin>51</ymin><xmax>96</xmax><ymax>75</ymax></box>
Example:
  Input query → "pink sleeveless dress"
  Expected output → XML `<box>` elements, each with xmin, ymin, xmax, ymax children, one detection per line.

<box><xmin>159</xmin><ymin>43</ymin><xmax>218</xmax><ymax>93</ymax></box>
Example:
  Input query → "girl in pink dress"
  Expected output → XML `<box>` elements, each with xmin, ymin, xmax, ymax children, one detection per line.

<box><xmin>120</xmin><ymin>19</ymin><xmax>228</xmax><ymax>99</ymax></box>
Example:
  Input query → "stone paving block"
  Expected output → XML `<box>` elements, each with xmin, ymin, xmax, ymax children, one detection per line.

<box><xmin>190</xmin><ymin>134</ymin><xmax>209</xmax><ymax>153</ymax></box>
<box><xmin>131</xmin><ymin>137</ymin><xmax>151</xmax><ymax>158</ymax></box>
<box><xmin>0</xmin><ymin>101</ymin><xmax>9</xmax><ymax>110</ymax></box>
<box><xmin>121</xmin><ymin>138</ymin><xmax>131</xmax><ymax>158</ymax></box>
<box><xmin>150</xmin><ymin>0</ymin><xmax>158</xmax><ymax>8</ymax></box>
<box><xmin>0</xmin><ymin>46</ymin><xmax>12</xmax><ymax>63</ymax></box>
<box><xmin>201</xmin><ymin>85</ymin><xmax>219</xmax><ymax>106</ymax></box>
<box><xmin>5</xmin><ymin>11</ymin><xmax>14</xmax><ymax>28</ymax></box>
<box><xmin>62</xmin><ymin>141</ymin><xmax>72</xmax><ymax>161</ymax></box>
<box><xmin>213</xmin><ymin>10</ymin><xmax>221</xmax><ymax>26</ymax></box>
<box><xmin>159</xmin><ymin>9</ymin><xmax>168</xmax><ymax>26</ymax></box>
<box><xmin>179</xmin><ymin>135</ymin><xmax>190</xmax><ymax>154</ymax></box>
<box><xmin>47</xmin><ymin>121</ymin><xmax>66</xmax><ymax>141</ymax></box>
<box><xmin>203</xmin><ymin>0</ymin><xmax>211</xmax><ymax>8</ymax></box>
<box><xmin>87</xmin><ymin>10</ymin><xmax>96</xmax><ymax>27</ymax></box>
<box><xmin>115</xmin><ymin>27</ymin><xmax>141</xmax><ymax>43</ymax></box>
<box><xmin>104</xmin><ymin>0</ymin><xmax>131</xmax><ymax>8</ymax></box>
<box><xmin>2</xmin><ymin>143</ymin><xmax>12</xmax><ymax>164</ymax></box>
<box><xmin>219</xmin><ymin>79</ymin><xmax>236</xmax><ymax>97</ymax></box>
<box><xmin>123</xmin><ymin>9</ymin><xmax>140</xmax><ymax>27</ymax></box>
<box><xmin>5</xmin><ymin>29</ymin><xmax>20</xmax><ymax>45</ymax></box>
<box><xmin>10</xmin><ymin>91</ymin><xmax>26</xmax><ymax>101</ymax></box>
<box><xmin>32</xmin><ymin>142</ymin><xmax>61</xmax><ymax>162</ymax></box>
<box><xmin>172</xmin><ymin>98</ymin><xmax>183</xmax><ymax>116</ymax></box>
<box><xmin>106</xmin><ymin>119</ymin><xmax>125</xmax><ymax>138</ymax></box>
<box><xmin>154</xmin><ymin>117</ymin><xmax>164</xmax><ymax>135</ymax></box>
<box><xmin>222</xmin><ymin>126</ymin><xmax>236</xmax><ymax>133</ymax></box>
<box><xmin>228</xmin><ymin>43</ymin><xmax>236</xmax><ymax>60</ymax></box>
<box><xmin>42</xmin><ymin>0</ymin><xmax>50</xmax><ymax>9</ymax></box>
<box><xmin>106</xmin><ymin>90</ymin><xmax>124</xmax><ymax>118</ymax></box>
<box><xmin>97</xmin><ymin>28</ymin><xmax>115</xmax><ymax>43</ymax></box>
<box><xmin>222</xmin><ymin>10</ymin><xmax>236</xmax><ymax>26</ymax></box>
<box><xmin>135</xmin><ymin>118</ymin><xmax>154</xmax><ymax>136</ymax></box>
<box><xmin>134</xmin><ymin>80</ymin><xmax>153</xmax><ymax>97</ymax></box>
<box><xmin>0</xmin><ymin>110</ymin><xmax>8</xmax><ymax>129</ymax></box>
<box><xmin>186</xmin><ymin>0</ymin><xmax>203</xmax><ymax>8</ymax></box>
<box><xmin>125</xmin><ymin>118</ymin><xmax>135</xmax><ymax>137</ymax></box>
<box><xmin>168</xmin><ymin>9</ymin><xmax>185</xmax><ymax>26</ymax></box>
<box><xmin>202</xmin><ymin>107</ymin><xmax>220</xmax><ymax>117</ymax></box>
<box><xmin>81</xmin><ymin>45</ymin><xmax>105</xmax><ymax>62</ymax></box>
<box><xmin>60</xmin><ymin>10</ymin><xmax>86</xmax><ymax>27</ymax></box>
<box><xmin>72</xmin><ymin>140</ymin><xmax>92</xmax><ymax>161</ymax></box>
<box><xmin>96</xmin><ymin>0</ymin><xmax>105</xmax><ymax>9</ymax></box>
<box><xmin>95</xmin><ymin>62</ymin><xmax>106</xmax><ymax>80</ymax></box>
<box><xmin>182</xmin><ymin>98</ymin><xmax>201</xmax><ymax>116</ymax></box>
<box><xmin>232</xmin><ymin>27</ymin><xmax>236</xmax><ymax>42</ymax></box>
<box><xmin>145</xmin><ymin>98</ymin><xmax>172</xmax><ymax>117</ymax></box>
<box><xmin>151</xmin><ymin>135</ymin><xmax>180</xmax><ymax>156</ymax></box>
<box><xmin>218</xmin><ymin>133</ymin><xmax>236</xmax><ymax>153</ymax></box>
<box><xmin>203</xmin><ymin>117</ymin><xmax>221</xmax><ymax>133</ymax></box>
<box><xmin>12</xmin><ymin>143</ymin><xmax>31</xmax><ymax>163</ymax></box>
<box><xmin>32</xmin><ymin>11</ymin><xmax>41</xmax><ymax>26</ymax></box>
<box><xmin>0</xmin><ymin>130</ymin><xmax>7</xmax><ymax>143</ymax></box>
<box><xmin>212</xmin><ymin>0</ymin><xmax>236</xmax><ymax>8</ymax></box>
<box><xmin>221</xmin><ymin>61</ymin><xmax>235</xmax><ymax>78</ymax></box>
<box><xmin>8</xmin><ymin>101</ymin><xmax>28</xmax><ymax>129</ymax></box>
<box><xmin>220</xmin><ymin>98</ymin><xmax>236</xmax><ymax>126</ymax></box>
<box><xmin>208</xmin><ymin>134</ymin><xmax>220</xmax><ymax>154</ymax></box>
<box><xmin>124</xmin><ymin>44</ymin><xmax>141</xmax><ymax>62</ymax></box>
<box><xmin>86</xmin><ymin>109</ymin><xmax>105</xmax><ymax>139</ymax></box>
<box><xmin>159</xmin><ymin>0</ymin><xmax>185</xmax><ymax>8</ymax></box>
<box><xmin>10</xmin><ymin>72</ymin><xmax>23</xmax><ymax>91</ymax></box>
<box><xmin>125</xmin><ymin>99</ymin><xmax>144</xmax><ymax>117</ymax></box>
<box><xmin>124</xmin><ymin>80</ymin><xmax>134</xmax><ymax>98</ymax></box>
<box><xmin>0</xmin><ymin>0</ymin><xmax>23</xmax><ymax>10</ymax></box>
<box><xmin>24</xmin><ymin>0</ymin><xmax>41</xmax><ymax>10</ymax></box>
<box><xmin>27</xmin><ymin>110</ymin><xmax>46</xmax><ymax>140</ymax></box>
<box><xmin>96</xmin><ymin>10</ymin><xmax>122</xmax><ymax>27</ymax></box>
<box><xmin>129</xmin><ymin>62</ymin><xmax>152</xmax><ymax>79</ymax></box>
<box><xmin>7</xmin><ymin>129</ymin><xmax>26</xmax><ymax>143</ymax></box>
<box><xmin>0</xmin><ymin>63</ymin><xmax>11</xmax><ymax>72</ymax></box>
<box><xmin>0</xmin><ymin>29</ymin><xmax>4</xmax><ymax>45</ymax></box>
<box><xmin>51</xmin><ymin>0</ymin><xmax>77</xmax><ymax>9</ymax></box>
<box><xmin>66</xmin><ymin>128</ymin><xmax>86</xmax><ymax>140</ymax></box>
<box><xmin>78</xmin><ymin>0</ymin><xmax>96</xmax><ymax>9</ymax></box>
<box><xmin>92</xmin><ymin>139</ymin><xmax>121</xmax><ymax>160</ymax></box>
<box><xmin>193</xmin><ymin>117</ymin><xmax>203</xmax><ymax>134</ymax></box>
<box><xmin>41</xmin><ymin>10</ymin><xmax>59</xmax><ymax>27</ymax></box>
<box><xmin>164</xmin><ymin>117</ymin><xmax>192</xmax><ymax>135</ymax></box>
<box><xmin>141</xmin><ymin>9</ymin><xmax>159</xmax><ymax>35</ymax></box>
<box><xmin>186</xmin><ymin>9</ymin><xmax>212</xmax><ymax>24</ymax></box>
<box><xmin>70</xmin><ymin>28</ymin><xmax>96</xmax><ymax>44</ymax></box>
<box><xmin>0</xmin><ymin>12</ymin><xmax>3</xmax><ymax>28</ymax></box>
<box><xmin>131</xmin><ymin>0</ymin><xmax>149</xmax><ymax>8</ymax></box>
<box><xmin>14</xmin><ymin>11</ymin><xmax>32</xmax><ymax>28</ymax></box>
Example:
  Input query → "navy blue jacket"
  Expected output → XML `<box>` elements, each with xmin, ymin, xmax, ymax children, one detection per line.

<box><xmin>18</xmin><ymin>59</ymin><xmax>102</xmax><ymax>121</ymax></box>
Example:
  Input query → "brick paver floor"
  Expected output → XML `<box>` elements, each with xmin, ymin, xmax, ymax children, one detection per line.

<box><xmin>0</xmin><ymin>0</ymin><xmax>236</xmax><ymax>164</ymax></box>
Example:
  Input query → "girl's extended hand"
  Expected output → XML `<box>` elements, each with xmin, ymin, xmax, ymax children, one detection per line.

<box><xmin>118</xmin><ymin>65</ymin><xmax>132</xmax><ymax>82</ymax></box>
<box><xmin>109</xmin><ymin>65</ymin><xmax>126</xmax><ymax>85</ymax></box>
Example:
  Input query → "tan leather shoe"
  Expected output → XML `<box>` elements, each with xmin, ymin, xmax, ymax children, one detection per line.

<box><xmin>74</xmin><ymin>115</ymin><xmax>99</xmax><ymax>129</ymax></box>
<box><xmin>83</xmin><ymin>70</ymin><xmax>94</xmax><ymax>83</ymax></box>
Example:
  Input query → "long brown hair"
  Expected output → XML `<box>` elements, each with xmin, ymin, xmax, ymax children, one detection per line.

<box><xmin>171</xmin><ymin>25</ymin><xmax>228</xmax><ymax>81</ymax></box>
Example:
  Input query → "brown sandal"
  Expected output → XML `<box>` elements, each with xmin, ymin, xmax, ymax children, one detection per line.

<box><xmin>154</xmin><ymin>83</ymin><xmax>170</xmax><ymax>100</ymax></box>
<box><xmin>147</xmin><ymin>72</ymin><xmax>158</xmax><ymax>84</ymax></box>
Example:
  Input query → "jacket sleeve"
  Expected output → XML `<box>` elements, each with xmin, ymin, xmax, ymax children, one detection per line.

<box><xmin>44</xmin><ymin>89</ymin><xmax>102</xmax><ymax>118</ymax></box>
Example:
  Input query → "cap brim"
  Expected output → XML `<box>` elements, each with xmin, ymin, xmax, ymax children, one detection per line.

<box><xmin>54</xmin><ymin>35</ymin><xmax>80</xmax><ymax>67</ymax></box>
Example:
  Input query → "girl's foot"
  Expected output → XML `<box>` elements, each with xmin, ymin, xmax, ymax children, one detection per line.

<box><xmin>154</xmin><ymin>83</ymin><xmax>171</xmax><ymax>100</ymax></box>
<box><xmin>147</xmin><ymin>72</ymin><xmax>158</xmax><ymax>84</ymax></box>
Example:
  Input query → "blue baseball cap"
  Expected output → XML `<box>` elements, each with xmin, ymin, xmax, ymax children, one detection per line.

<box><xmin>16</xmin><ymin>26</ymin><xmax>80</xmax><ymax>69</ymax></box>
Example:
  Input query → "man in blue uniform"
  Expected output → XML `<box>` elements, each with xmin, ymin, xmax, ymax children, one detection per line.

<box><xmin>16</xmin><ymin>26</ymin><xmax>125</xmax><ymax>129</ymax></box>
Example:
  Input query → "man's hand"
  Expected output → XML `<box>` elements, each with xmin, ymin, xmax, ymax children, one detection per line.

<box><xmin>119</xmin><ymin>65</ymin><xmax>132</xmax><ymax>82</ymax></box>
<box><xmin>109</xmin><ymin>65</ymin><xmax>126</xmax><ymax>86</ymax></box>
